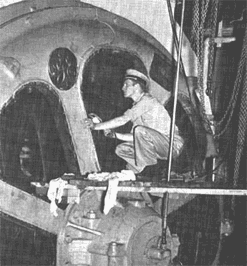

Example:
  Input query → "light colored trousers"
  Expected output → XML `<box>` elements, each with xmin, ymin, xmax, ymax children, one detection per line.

<box><xmin>115</xmin><ymin>125</ymin><xmax>184</xmax><ymax>173</ymax></box>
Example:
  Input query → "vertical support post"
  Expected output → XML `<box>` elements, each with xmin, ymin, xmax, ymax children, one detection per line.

<box><xmin>161</xmin><ymin>0</ymin><xmax>186</xmax><ymax>248</ymax></box>
<box><xmin>167</xmin><ymin>0</ymin><xmax>185</xmax><ymax>182</ymax></box>
<box><xmin>201</xmin><ymin>34</ymin><xmax>235</xmax><ymax>181</ymax></box>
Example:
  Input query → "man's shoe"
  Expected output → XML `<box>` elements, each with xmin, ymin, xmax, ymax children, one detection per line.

<box><xmin>136</xmin><ymin>165</ymin><xmax>156</xmax><ymax>181</ymax></box>
<box><xmin>136</xmin><ymin>161</ymin><xmax>167</xmax><ymax>182</ymax></box>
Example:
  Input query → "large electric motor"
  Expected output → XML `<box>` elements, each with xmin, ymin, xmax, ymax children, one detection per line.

<box><xmin>57</xmin><ymin>190</ymin><xmax>180</xmax><ymax>266</ymax></box>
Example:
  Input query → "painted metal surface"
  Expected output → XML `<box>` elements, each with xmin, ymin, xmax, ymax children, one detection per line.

<box><xmin>0</xmin><ymin>2</ymin><xmax>245</xmax><ymax>266</ymax></box>
<box><xmin>57</xmin><ymin>190</ymin><xmax>180</xmax><ymax>266</ymax></box>
<box><xmin>0</xmin><ymin>0</ymin><xmax>197</xmax><ymax>77</ymax></box>
<box><xmin>0</xmin><ymin>179</ymin><xmax>64</xmax><ymax>234</ymax></box>
<box><xmin>0</xmin><ymin>0</ymin><xmax>188</xmax><ymax>175</ymax></box>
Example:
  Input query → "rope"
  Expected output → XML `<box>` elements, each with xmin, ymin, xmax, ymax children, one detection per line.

<box><xmin>207</xmin><ymin>0</ymin><xmax>219</xmax><ymax>97</ymax></box>
<box><xmin>215</xmin><ymin>25</ymin><xmax>247</xmax><ymax>138</ymax></box>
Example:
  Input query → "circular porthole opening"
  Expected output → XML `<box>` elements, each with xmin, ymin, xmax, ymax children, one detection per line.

<box><xmin>49</xmin><ymin>47</ymin><xmax>77</xmax><ymax>91</ymax></box>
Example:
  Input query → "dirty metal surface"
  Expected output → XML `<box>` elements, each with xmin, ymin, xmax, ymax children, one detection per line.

<box><xmin>0</xmin><ymin>180</ymin><xmax>64</xmax><ymax>234</ymax></box>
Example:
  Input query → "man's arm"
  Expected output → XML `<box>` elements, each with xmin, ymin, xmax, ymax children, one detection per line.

<box><xmin>93</xmin><ymin>114</ymin><xmax>130</xmax><ymax>130</ymax></box>
<box><xmin>115</xmin><ymin>132</ymin><xmax>133</xmax><ymax>142</ymax></box>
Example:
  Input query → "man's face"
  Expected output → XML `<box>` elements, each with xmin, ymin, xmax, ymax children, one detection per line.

<box><xmin>122</xmin><ymin>79</ymin><xmax>136</xmax><ymax>98</ymax></box>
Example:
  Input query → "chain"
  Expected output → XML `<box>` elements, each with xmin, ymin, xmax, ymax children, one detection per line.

<box><xmin>233</xmin><ymin>26</ymin><xmax>247</xmax><ymax>187</ymax></box>
<box><xmin>207</xmin><ymin>0</ymin><xmax>219</xmax><ymax>95</ymax></box>
<box><xmin>233</xmin><ymin>68</ymin><xmax>247</xmax><ymax>187</ymax></box>
<box><xmin>194</xmin><ymin>0</ymin><xmax>212</xmax><ymax>134</ymax></box>
<box><xmin>215</xmin><ymin>27</ymin><xmax>247</xmax><ymax>138</ymax></box>
<box><xmin>230</xmin><ymin>27</ymin><xmax>247</xmax><ymax>214</ymax></box>
<box><xmin>191</xmin><ymin>0</ymin><xmax>218</xmax><ymax>101</ymax></box>
<box><xmin>191</xmin><ymin>0</ymin><xmax>200</xmax><ymax>52</ymax></box>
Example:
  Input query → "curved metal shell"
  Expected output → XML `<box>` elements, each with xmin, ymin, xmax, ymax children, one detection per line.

<box><xmin>0</xmin><ymin>0</ymin><xmax>189</xmax><ymax>175</ymax></box>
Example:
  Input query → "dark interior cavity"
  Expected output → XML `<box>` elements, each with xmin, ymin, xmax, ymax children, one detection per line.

<box><xmin>0</xmin><ymin>83</ymin><xmax>79</xmax><ymax>193</ymax></box>
<box><xmin>81</xmin><ymin>48</ymin><xmax>147</xmax><ymax>172</ymax></box>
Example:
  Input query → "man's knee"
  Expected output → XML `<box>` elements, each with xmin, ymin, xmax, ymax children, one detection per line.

<box><xmin>115</xmin><ymin>143</ymin><xmax>129</xmax><ymax>156</ymax></box>
<box><xmin>115</xmin><ymin>144</ymin><xmax>122</xmax><ymax>156</ymax></box>
<box><xmin>133</xmin><ymin>125</ymin><xmax>146</xmax><ymax>137</ymax></box>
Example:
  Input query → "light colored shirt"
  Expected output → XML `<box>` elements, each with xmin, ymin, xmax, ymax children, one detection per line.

<box><xmin>124</xmin><ymin>93</ymin><xmax>180</xmax><ymax>137</ymax></box>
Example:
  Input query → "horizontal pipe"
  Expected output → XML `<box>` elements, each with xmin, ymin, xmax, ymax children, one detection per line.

<box><xmin>85</xmin><ymin>186</ymin><xmax>247</xmax><ymax>196</ymax></box>
<box><xmin>32</xmin><ymin>182</ymin><xmax>247</xmax><ymax>196</ymax></box>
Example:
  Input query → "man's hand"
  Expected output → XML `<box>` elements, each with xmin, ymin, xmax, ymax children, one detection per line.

<box><xmin>104</xmin><ymin>129</ymin><xmax>116</xmax><ymax>139</ymax></box>
<box><xmin>85</xmin><ymin>113</ymin><xmax>102</xmax><ymax>130</ymax></box>
<box><xmin>84</xmin><ymin>118</ymin><xmax>95</xmax><ymax>129</ymax></box>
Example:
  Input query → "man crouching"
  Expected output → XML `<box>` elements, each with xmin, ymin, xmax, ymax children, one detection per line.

<box><xmin>85</xmin><ymin>69</ymin><xmax>184</xmax><ymax>180</ymax></box>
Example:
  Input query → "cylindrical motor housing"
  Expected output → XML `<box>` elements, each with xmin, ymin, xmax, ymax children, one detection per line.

<box><xmin>57</xmin><ymin>190</ymin><xmax>179</xmax><ymax>266</ymax></box>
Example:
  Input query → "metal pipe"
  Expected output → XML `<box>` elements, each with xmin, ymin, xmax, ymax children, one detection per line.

<box><xmin>167</xmin><ymin>0</ymin><xmax>186</xmax><ymax>182</ymax></box>
<box><xmin>160</xmin><ymin>192</ymin><xmax>169</xmax><ymax>248</ymax></box>
<box><xmin>66</xmin><ymin>221</ymin><xmax>102</xmax><ymax>236</ymax></box>
<box><xmin>160</xmin><ymin>0</ymin><xmax>186</xmax><ymax>249</ymax></box>
<box><xmin>85</xmin><ymin>186</ymin><xmax>247</xmax><ymax>196</ymax></box>
<box><xmin>166</xmin><ymin>0</ymin><xmax>193</xmax><ymax>101</ymax></box>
